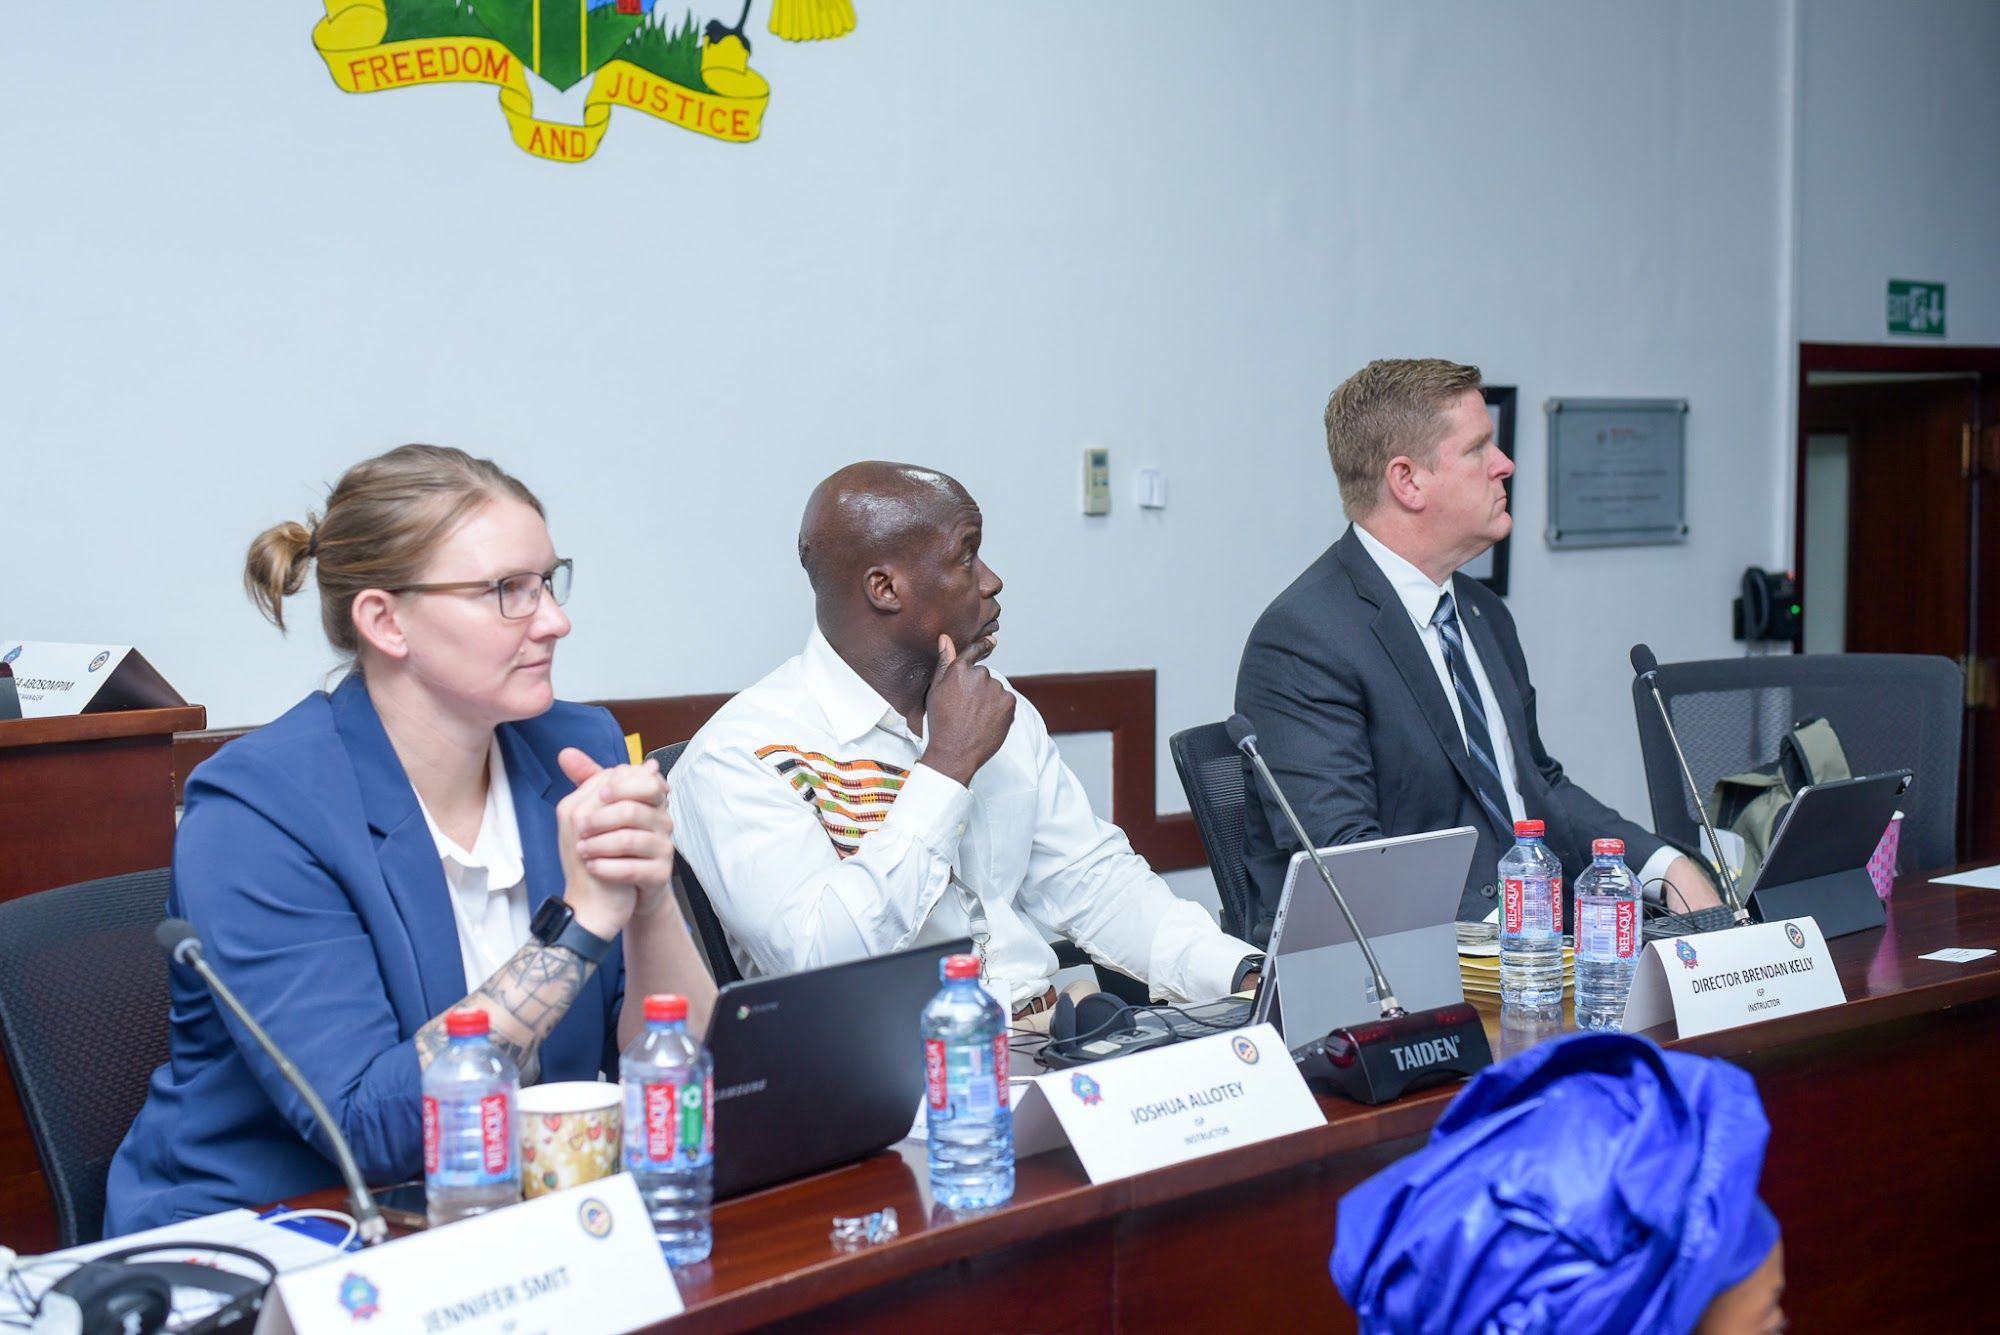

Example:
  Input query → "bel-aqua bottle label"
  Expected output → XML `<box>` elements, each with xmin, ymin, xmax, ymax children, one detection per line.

<box><xmin>925</xmin><ymin>1035</ymin><xmax>1010</xmax><ymax>1119</ymax></box>
<box><xmin>626</xmin><ymin>1074</ymin><xmax>713</xmax><ymax>1170</ymax></box>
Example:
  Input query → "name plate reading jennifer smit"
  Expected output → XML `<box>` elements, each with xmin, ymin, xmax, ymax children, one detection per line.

<box><xmin>254</xmin><ymin>1174</ymin><xmax>679</xmax><ymax>1335</ymax></box>
<box><xmin>1011</xmin><ymin>1024</ymin><xmax>1322</xmax><ymax>1184</ymax></box>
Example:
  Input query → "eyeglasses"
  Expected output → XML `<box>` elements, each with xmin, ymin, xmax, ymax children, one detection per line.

<box><xmin>391</xmin><ymin>559</ymin><xmax>573</xmax><ymax>619</ymax></box>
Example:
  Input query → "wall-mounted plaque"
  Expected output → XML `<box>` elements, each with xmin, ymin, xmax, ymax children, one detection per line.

<box><xmin>1544</xmin><ymin>397</ymin><xmax>1688</xmax><ymax>549</ymax></box>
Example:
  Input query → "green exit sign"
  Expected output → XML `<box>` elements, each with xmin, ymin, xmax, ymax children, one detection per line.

<box><xmin>1887</xmin><ymin>279</ymin><xmax>1946</xmax><ymax>336</ymax></box>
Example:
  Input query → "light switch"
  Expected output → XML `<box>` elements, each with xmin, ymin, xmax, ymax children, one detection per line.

<box><xmin>1082</xmin><ymin>448</ymin><xmax>1110</xmax><ymax>515</ymax></box>
<box><xmin>1135</xmin><ymin>468</ymin><xmax>1168</xmax><ymax>510</ymax></box>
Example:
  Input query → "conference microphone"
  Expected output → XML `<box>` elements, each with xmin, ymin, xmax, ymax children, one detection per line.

<box><xmin>1226</xmin><ymin>715</ymin><xmax>1490</xmax><ymax>1104</ymax></box>
<box><xmin>156</xmin><ymin>920</ymin><xmax>389</xmax><ymax>1246</ymax></box>
<box><xmin>1628</xmin><ymin>645</ymin><xmax>1751</xmax><ymax>925</ymax></box>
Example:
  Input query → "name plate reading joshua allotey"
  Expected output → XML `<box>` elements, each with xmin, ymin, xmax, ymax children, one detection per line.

<box><xmin>255</xmin><ymin>1174</ymin><xmax>679</xmax><ymax>1335</ymax></box>
<box><xmin>1620</xmin><ymin>917</ymin><xmax>1846</xmax><ymax>1039</ymax></box>
<box><xmin>1011</xmin><ymin>1024</ymin><xmax>1323</xmax><ymax>1184</ymax></box>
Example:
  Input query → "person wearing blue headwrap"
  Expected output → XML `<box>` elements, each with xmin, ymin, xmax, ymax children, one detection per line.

<box><xmin>1332</xmin><ymin>1032</ymin><xmax>1785</xmax><ymax>1334</ymax></box>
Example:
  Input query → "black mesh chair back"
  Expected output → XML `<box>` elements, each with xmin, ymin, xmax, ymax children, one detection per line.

<box><xmin>1631</xmin><ymin>653</ymin><xmax>1962</xmax><ymax>872</ymax></box>
<box><xmin>1168</xmin><ymin>722</ymin><xmax>1259</xmax><ymax>941</ymax></box>
<box><xmin>647</xmin><ymin>742</ymin><xmax>743</xmax><ymax>985</ymax></box>
<box><xmin>0</xmin><ymin>868</ymin><xmax>173</xmax><ymax>1246</ymax></box>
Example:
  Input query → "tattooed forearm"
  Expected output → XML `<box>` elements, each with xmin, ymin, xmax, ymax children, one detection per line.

<box><xmin>414</xmin><ymin>942</ymin><xmax>598</xmax><ymax>1074</ymax></box>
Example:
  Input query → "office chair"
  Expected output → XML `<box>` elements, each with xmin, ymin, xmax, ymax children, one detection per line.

<box><xmin>1168</xmin><ymin>722</ymin><xmax>1260</xmax><ymax>942</ymax></box>
<box><xmin>1631</xmin><ymin>653</ymin><xmax>1963</xmax><ymax>871</ymax></box>
<box><xmin>646</xmin><ymin>742</ymin><xmax>745</xmax><ymax>986</ymax></box>
<box><xmin>0</xmin><ymin>868</ymin><xmax>173</xmax><ymax>1246</ymax></box>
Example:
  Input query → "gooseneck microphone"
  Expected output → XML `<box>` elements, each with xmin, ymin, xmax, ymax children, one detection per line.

<box><xmin>1227</xmin><ymin>715</ymin><xmax>1491</xmax><ymax>1103</ymax></box>
<box><xmin>157</xmin><ymin>919</ymin><xmax>389</xmax><ymax>1246</ymax></box>
<box><xmin>1227</xmin><ymin>714</ymin><xmax>1401</xmax><ymax>1015</ymax></box>
<box><xmin>1628</xmin><ymin>646</ymin><xmax>1751</xmax><ymax>925</ymax></box>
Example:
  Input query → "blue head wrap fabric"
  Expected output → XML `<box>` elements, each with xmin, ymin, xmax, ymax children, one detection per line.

<box><xmin>1331</xmin><ymin>1032</ymin><xmax>1779</xmax><ymax>1335</ymax></box>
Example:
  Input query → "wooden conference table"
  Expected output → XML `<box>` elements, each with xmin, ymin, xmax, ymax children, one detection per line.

<box><xmin>300</xmin><ymin>870</ymin><xmax>2000</xmax><ymax>1333</ymax></box>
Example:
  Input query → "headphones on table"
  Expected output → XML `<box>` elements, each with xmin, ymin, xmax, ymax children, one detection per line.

<box><xmin>18</xmin><ymin>1241</ymin><xmax>274</xmax><ymax>1335</ymax></box>
<box><xmin>1046</xmin><ymin>990</ymin><xmax>1141</xmax><ymax>1057</ymax></box>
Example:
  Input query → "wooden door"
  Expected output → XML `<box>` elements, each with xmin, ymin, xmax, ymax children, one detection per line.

<box><xmin>1802</xmin><ymin>374</ymin><xmax>1980</xmax><ymax>856</ymax></box>
<box><xmin>1971</xmin><ymin>375</ymin><xmax>2000</xmax><ymax>860</ymax></box>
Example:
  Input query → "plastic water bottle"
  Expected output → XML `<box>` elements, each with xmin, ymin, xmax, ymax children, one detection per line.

<box><xmin>422</xmin><ymin>1008</ymin><xmax>521</xmax><ymax>1226</ymax></box>
<box><xmin>1574</xmin><ymin>838</ymin><xmax>1642</xmax><ymax>1030</ymax></box>
<box><xmin>621</xmin><ymin>994</ymin><xmax>713</xmax><ymax>1266</ymax></box>
<box><xmin>1498</xmin><ymin>819</ymin><xmax>1564</xmax><ymax>1018</ymax></box>
<box><xmin>921</xmin><ymin>954</ymin><xmax>1014</xmax><ymax>1209</ymax></box>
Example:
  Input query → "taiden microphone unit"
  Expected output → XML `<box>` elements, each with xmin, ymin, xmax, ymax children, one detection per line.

<box><xmin>1226</xmin><ymin>715</ymin><xmax>1491</xmax><ymax>1104</ymax></box>
<box><xmin>156</xmin><ymin>919</ymin><xmax>389</xmax><ymax>1246</ymax></box>
<box><xmin>1628</xmin><ymin>645</ymin><xmax>1751</xmax><ymax>925</ymax></box>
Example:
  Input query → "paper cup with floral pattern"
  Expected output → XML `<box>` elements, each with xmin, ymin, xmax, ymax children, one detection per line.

<box><xmin>518</xmin><ymin>1081</ymin><xmax>622</xmax><ymax>1199</ymax></box>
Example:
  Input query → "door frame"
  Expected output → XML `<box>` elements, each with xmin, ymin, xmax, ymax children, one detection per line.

<box><xmin>1797</xmin><ymin>342</ymin><xmax>2000</xmax><ymax>860</ymax></box>
<box><xmin>1794</xmin><ymin>341</ymin><xmax>2000</xmax><ymax>648</ymax></box>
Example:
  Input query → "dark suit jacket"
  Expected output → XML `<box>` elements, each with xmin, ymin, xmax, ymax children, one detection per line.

<box><xmin>104</xmin><ymin>674</ymin><xmax>627</xmax><ymax>1235</ymax></box>
<box><xmin>1234</xmin><ymin>528</ymin><xmax>1662</xmax><ymax>924</ymax></box>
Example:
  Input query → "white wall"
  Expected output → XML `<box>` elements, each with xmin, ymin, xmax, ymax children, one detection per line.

<box><xmin>7</xmin><ymin>1</ymin><xmax>1950</xmax><ymax>846</ymax></box>
<box><xmin>1798</xmin><ymin>0</ymin><xmax>2000</xmax><ymax>345</ymax></box>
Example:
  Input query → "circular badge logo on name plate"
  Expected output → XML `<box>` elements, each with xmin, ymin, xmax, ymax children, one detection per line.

<box><xmin>3</xmin><ymin>645</ymin><xmax>22</xmax><ymax>663</ymax></box>
<box><xmin>578</xmin><ymin>1197</ymin><xmax>614</xmax><ymax>1239</ymax></box>
<box><xmin>88</xmin><ymin>651</ymin><xmax>110</xmax><ymax>672</ymax></box>
<box><xmin>1786</xmin><ymin>923</ymin><xmax>1806</xmax><ymax>950</ymax></box>
<box><xmin>1231</xmin><ymin>1035</ymin><xmax>1260</xmax><ymax>1065</ymax></box>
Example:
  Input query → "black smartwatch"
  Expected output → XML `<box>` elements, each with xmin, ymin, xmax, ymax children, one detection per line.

<box><xmin>530</xmin><ymin>897</ymin><xmax>614</xmax><ymax>965</ymax></box>
<box><xmin>1231</xmin><ymin>954</ymin><xmax>1265</xmax><ymax>992</ymax></box>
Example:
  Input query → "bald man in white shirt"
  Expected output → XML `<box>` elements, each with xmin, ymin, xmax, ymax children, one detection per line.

<box><xmin>670</xmin><ymin>462</ymin><xmax>1260</xmax><ymax>1026</ymax></box>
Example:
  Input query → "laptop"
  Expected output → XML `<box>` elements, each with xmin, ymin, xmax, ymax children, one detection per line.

<box><xmin>1742</xmin><ymin>770</ymin><xmax>1911</xmax><ymax>938</ymax></box>
<box><xmin>1035</xmin><ymin>828</ymin><xmax>1474</xmax><ymax>1066</ymax></box>
<box><xmin>1258</xmin><ymin>827</ymin><xmax>1476</xmax><ymax>1052</ymax></box>
<box><xmin>707</xmin><ymin>936</ymin><xmax>971</xmax><ymax>1198</ymax></box>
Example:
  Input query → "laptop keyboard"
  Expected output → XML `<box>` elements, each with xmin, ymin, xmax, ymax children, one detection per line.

<box><xmin>1641</xmin><ymin>904</ymin><xmax>1739</xmax><ymax>940</ymax></box>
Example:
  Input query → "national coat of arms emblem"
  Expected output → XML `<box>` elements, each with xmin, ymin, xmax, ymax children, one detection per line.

<box><xmin>311</xmin><ymin>0</ymin><xmax>855</xmax><ymax>162</ymax></box>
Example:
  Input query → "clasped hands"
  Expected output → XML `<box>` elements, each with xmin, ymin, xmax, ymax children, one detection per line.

<box><xmin>555</xmin><ymin>748</ymin><xmax>676</xmax><ymax>941</ymax></box>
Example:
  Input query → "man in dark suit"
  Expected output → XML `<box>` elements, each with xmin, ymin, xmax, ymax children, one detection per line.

<box><xmin>1235</xmin><ymin>358</ymin><xmax>1717</xmax><ymax>933</ymax></box>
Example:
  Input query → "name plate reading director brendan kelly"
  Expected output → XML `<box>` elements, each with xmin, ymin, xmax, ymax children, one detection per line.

<box><xmin>1010</xmin><ymin>1024</ymin><xmax>1323</xmax><ymax>1184</ymax></box>
<box><xmin>1620</xmin><ymin>917</ymin><xmax>1846</xmax><ymax>1039</ymax></box>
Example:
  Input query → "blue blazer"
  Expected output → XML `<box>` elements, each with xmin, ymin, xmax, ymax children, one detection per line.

<box><xmin>105</xmin><ymin>675</ymin><xmax>628</xmax><ymax>1234</ymax></box>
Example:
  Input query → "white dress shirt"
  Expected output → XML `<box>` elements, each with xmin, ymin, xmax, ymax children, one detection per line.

<box><xmin>669</xmin><ymin>628</ymin><xmax>1255</xmax><ymax>1009</ymax></box>
<box><xmin>414</xmin><ymin>735</ymin><xmax>531</xmax><ymax>992</ymax></box>
<box><xmin>1351</xmin><ymin>524</ymin><xmax>1677</xmax><ymax>891</ymax></box>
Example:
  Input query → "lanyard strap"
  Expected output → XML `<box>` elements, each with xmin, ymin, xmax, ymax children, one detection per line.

<box><xmin>949</xmin><ymin>869</ymin><xmax>993</xmax><ymax>982</ymax></box>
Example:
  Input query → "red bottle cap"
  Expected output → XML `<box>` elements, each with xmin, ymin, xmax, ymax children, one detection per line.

<box><xmin>444</xmin><ymin>1008</ymin><xmax>490</xmax><ymax>1037</ymax></box>
<box><xmin>942</xmin><ymin>954</ymin><xmax>980</xmax><ymax>981</ymax></box>
<box><xmin>1592</xmin><ymin>838</ymin><xmax>1626</xmax><ymax>856</ymax></box>
<box><xmin>645</xmin><ymin>994</ymin><xmax>688</xmax><ymax>1023</ymax></box>
<box><xmin>1514</xmin><ymin>820</ymin><xmax>1545</xmax><ymax>837</ymax></box>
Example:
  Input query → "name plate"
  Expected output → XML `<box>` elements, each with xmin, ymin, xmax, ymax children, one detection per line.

<box><xmin>1621</xmin><ymin>918</ymin><xmax>1846</xmax><ymax>1038</ymax></box>
<box><xmin>1011</xmin><ymin>1024</ymin><xmax>1323</xmax><ymax>1183</ymax></box>
<box><xmin>0</xmin><ymin>640</ymin><xmax>185</xmax><ymax>718</ymax></box>
<box><xmin>255</xmin><ymin>1174</ymin><xmax>680</xmax><ymax>1335</ymax></box>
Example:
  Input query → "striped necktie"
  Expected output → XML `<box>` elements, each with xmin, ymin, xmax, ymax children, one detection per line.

<box><xmin>1430</xmin><ymin>590</ymin><xmax>1514</xmax><ymax>839</ymax></box>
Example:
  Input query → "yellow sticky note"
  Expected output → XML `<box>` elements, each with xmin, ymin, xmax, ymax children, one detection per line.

<box><xmin>625</xmin><ymin>732</ymin><xmax>643</xmax><ymax>766</ymax></box>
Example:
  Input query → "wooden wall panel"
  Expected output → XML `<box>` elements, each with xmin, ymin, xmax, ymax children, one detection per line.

<box><xmin>173</xmin><ymin>671</ymin><xmax>1210</xmax><ymax>872</ymax></box>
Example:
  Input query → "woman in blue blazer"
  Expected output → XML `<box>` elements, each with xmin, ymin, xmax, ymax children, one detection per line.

<box><xmin>106</xmin><ymin>446</ymin><xmax>715</xmax><ymax>1233</ymax></box>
